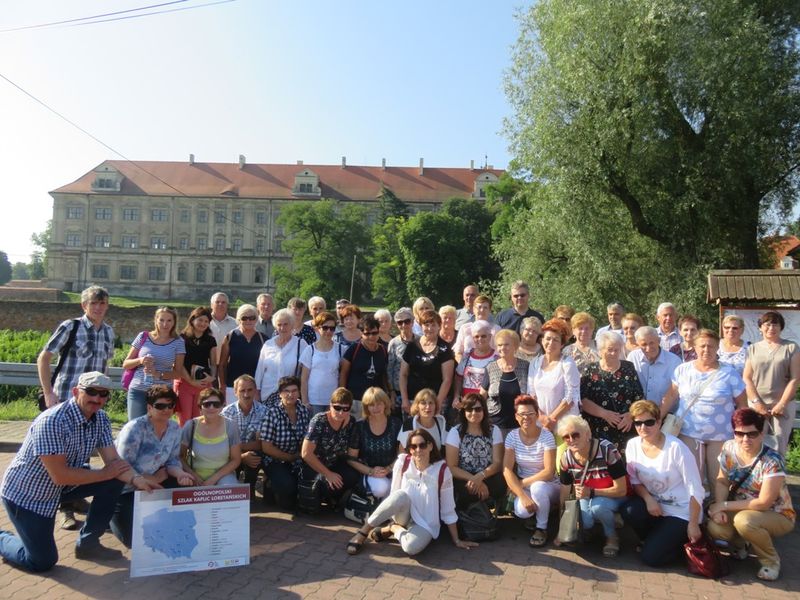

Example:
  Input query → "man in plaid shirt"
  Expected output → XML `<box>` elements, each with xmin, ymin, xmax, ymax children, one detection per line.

<box><xmin>221</xmin><ymin>375</ymin><xmax>267</xmax><ymax>496</ymax></box>
<box><xmin>36</xmin><ymin>285</ymin><xmax>115</xmax><ymax>530</ymax></box>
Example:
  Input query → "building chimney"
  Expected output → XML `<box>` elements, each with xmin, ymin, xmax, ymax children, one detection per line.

<box><xmin>238</xmin><ymin>154</ymin><xmax>246</xmax><ymax>169</ymax></box>
<box><xmin>419</xmin><ymin>157</ymin><xmax>424</xmax><ymax>175</ymax></box>
<box><xmin>488</xmin><ymin>164</ymin><xmax>494</xmax><ymax>170</ymax></box>
<box><xmin>381</xmin><ymin>158</ymin><xmax>386</xmax><ymax>170</ymax></box>
<box><xmin>189</xmin><ymin>153</ymin><xmax>195</xmax><ymax>165</ymax></box>
<box><xmin>341</xmin><ymin>156</ymin><xmax>346</xmax><ymax>169</ymax></box>
<box><xmin>297</xmin><ymin>160</ymin><xmax>303</xmax><ymax>165</ymax></box>
<box><xmin>470</xmin><ymin>159</ymin><xmax>474</xmax><ymax>170</ymax></box>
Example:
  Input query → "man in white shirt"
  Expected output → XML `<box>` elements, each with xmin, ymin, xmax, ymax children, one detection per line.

<box><xmin>209</xmin><ymin>292</ymin><xmax>237</xmax><ymax>348</ymax></box>
<box><xmin>454</xmin><ymin>285</ymin><xmax>479</xmax><ymax>331</ymax></box>
<box><xmin>628</xmin><ymin>326</ymin><xmax>681</xmax><ymax>406</ymax></box>
<box><xmin>595</xmin><ymin>302</ymin><xmax>625</xmax><ymax>341</ymax></box>
<box><xmin>655</xmin><ymin>302</ymin><xmax>682</xmax><ymax>351</ymax></box>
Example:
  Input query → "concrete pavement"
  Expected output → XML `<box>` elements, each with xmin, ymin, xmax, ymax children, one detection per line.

<box><xmin>0</xmin><ymin>420</ymin><xmax>798</xmax><ymax>600</ymax></box>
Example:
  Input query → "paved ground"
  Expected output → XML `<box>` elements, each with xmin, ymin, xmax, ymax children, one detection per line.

<box><xmin>0</xmin><ymin>420</ymin><xmax>799</xmax><ymax>600</ymax></box>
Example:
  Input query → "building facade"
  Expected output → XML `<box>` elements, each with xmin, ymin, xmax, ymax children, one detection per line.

<box><xmin>48</xmin><ymin>157</ymin><xmax>503</xmax><ymax>299</ymax></box>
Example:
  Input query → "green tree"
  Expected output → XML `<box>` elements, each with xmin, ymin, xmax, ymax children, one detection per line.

<box><xmin>29</xmin><ymin>253</ymin><xmax>45</xmax><ymax>279</ymax></box>
<box><xmin>376</xmin><ymin>186</ymin><xmax>410</xmax><ymax>221</ymax></box>
<box><xmin>0</xmin><ymin>251</ymin><xmax>11</xmax><ymax>285</ymax></box>
<box><xmin>504</xmin><ymin>0</ymin><xmax>800</xmax><ymax>281</ymax></box>
<box><xmin>273</xmin><ymin>200</ymin><xmax>373</xmax><ymax>304</ymax></box>
<box><xmin>30</xmin><ymin>220</ymin><xmax>52</xmax><ymax>277</ymax></box>
<box><xmin>11</xmin><ymin>262</ymin><xmax>29</xmax><ymax>280</ymax></box>
<box><xmin>370</xmin><ymin>216</ymin><xmax>410</xmax><ymax>309</ymax></box>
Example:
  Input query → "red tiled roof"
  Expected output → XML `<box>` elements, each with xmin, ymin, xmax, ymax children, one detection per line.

<box><xmin>769</xmin><ymin>235</ymin><xmax>800</xmax><ymax>267</ymax></box>
<box><xmin>51</xmin><ymin>160</ymin><xmax>505</xmax><ymax>203</ymax></box>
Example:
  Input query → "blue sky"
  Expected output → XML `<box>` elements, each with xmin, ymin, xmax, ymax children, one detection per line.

<box><xmin>0</xmin><ymin>0</ymin><xmax>523</xmax><ymax>263</ymax></box>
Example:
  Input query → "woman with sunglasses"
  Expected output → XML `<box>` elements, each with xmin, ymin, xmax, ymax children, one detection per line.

<box><xmin>217</xmin><ymin>304</ymin><xmax>265</xmax><ymax>405</ymax></box>
<box><xmin>340</xmin><ymin>316</ymin><xmax>390</xmax><ymax>417</ymax></box>
<box><xmin>453</xmin><ymin>320</ymin><xmax>498</xmax><ymax>414</ymax></box>
<box><xmin>503</xmin><ymin>395</ymin><xmax>559</xmax><ymax>548</ymax></box>
<box><xmin>123</xmin><ymin>306</ymin><xmax>186</xmax><ymax>420</ymax></box>
<box><xmin>300</xmin><ymin>388</ymin><xmax>360</xmax><ymax>507</ymax></box>
<box><xmin>621</xmin><ymin>400</ymin><xmax>703</xmax><ymax>566</ymax></box>
<box><xmin>255</xmin><ymin>308</ymin><xmax>308</xmax><ymax>405</ymax></box>
<box><xmin>387</xmin><ymin>308</ymin><xmax>416</xmax><ymax>416</ymax></box>
<box><xmin>346</xmin><ymin>428</ymin><xmax>478</xmax><ymax>555</ymax></box>
<box><xmin>717</xmin><ymin>314</ymin><xmax>749</xmax><ymax>376</ymax></box>
<box><xmin>111</xmin><ymin>385</ymin><xmax>195</xmax><ymax>547</ymax></box>
<box><xmin>556</xmin><ymin>415</ymin><xmax>627</xmax><ymax>557</ymax></box>
<box><xmin>516</xmin><ymin>316</ymin><xmax>543</xmax><ymax>362</ymax></box>
<box><xmin>707</xmin><ymin>408</ymin><xmax>795</xmax><ymax>581</ymax></box>
<box><xmin>453</xmin><ymin>295</ymin><xmax>500</xmax><ymax>364</ymax></box>
<box><xmin>445</xmin><ymin>393</ymin><xmax>506</xmax><ymax>507</ymax></box>
<box><xmin>180</xmin><ymin>388</ymin><xmax>241</xmax><ymax>486</ymax></box>
<box><xmin>300</xmin><ymin>311</ymin><xmax>342</xmax><ymax>416</ymax></box>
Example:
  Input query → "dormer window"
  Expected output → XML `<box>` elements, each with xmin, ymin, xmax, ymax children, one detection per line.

<box><xmin>473</xmin><ymin>172</ymin><xmax>499</xmax><ymax>199</ymax></box>
<box><xmin>91</xmin><ymin>164</ymin><xmax>123</xmax><ymax>192</ymax></box>
<box><xmin>292</xmin><ymin>169</ymin><xmax>321</xmax><ymax>197</ymax></box>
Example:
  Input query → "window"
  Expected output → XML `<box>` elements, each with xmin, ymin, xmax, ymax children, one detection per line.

<box><xmin>94</xmin><ymin>235</ymin><xmax>111</xmax><ymax>248</ymax></box>
<box><xmin>214</xmin><ymin>238</ymin><xmax>225</xmax><ymax>251</ymax></box>
<box><xmin>197</xmin><ymin>237</ymin><xmax>207</xmax><ymax>250</ymax></box>
<box><xmin>66</xmin><ymin>206</ymin><xmax>84</xmax><ymax>219</ymax></box>
<box><xmin>215</xmin><ymin>210</ymin><xmax>226</xmax><ymax>224</ymax></box>
<box><xmin>148</xmin><ymin>266</ymin><xmax>166</xmax><ymax>281</ymax></box>
<box><xmin>255</xmin><ymin>239</ymin><xmax>265</xmax><ymax>254</ymax></box>
<box><xmin>298</xmin><ymin>183</ymin><xmax>313</xmax><ymax>193</ymax></box>
<box><xmin>232</xmin><ymin>238</ymin><xmax>243</xmax><ymax>252</ymax></box>
<box><xmin>254</xmin><ymin>266</ymin><xmax>264</xmax><ymax>284</ymax></box>
<box><xmin>91</xmin><ymin>264</ymin><xmax>109</xmax><ymax>279</ymax></box>
<box><xmin>233</xmin><ymin>210</ymin><xmax>243</xmax><ymax>224</ymax></box>
<box><xmin>213</xmin><ymin>265</ymin><xmax>224</xmax><ymax>283</ymax></box>
<box><xmin>198</xmin><ymin>210</ymin><xmax>208</xmax><ymax>223</ymax></box>
<box><xmin>274</xmin><ymin>238</ymin><xmax>282</xmax><ymax>253</ymax></box>
<box><xmin>151</xmin><ymin>236</ymin><xmax>167</xmax><ymax>250</ymax></box>
<box><xmin>122</xmin><ymin>208</ymin><xmax>140</xmax><ymax>221</ymax></box>
<box><xmin>256</xmin><ymin>212</ymin><xmax>266</xmax><ymax>225</ymax></box>
<box><xmin>120</xmin><ymin>265</ymin><xmax>137</xmax><ymax>280</ymax></box>
<box><xmin>66</xmin><ymin>234</ymin><xmax>81</xmax><ymax>247</ymax></box>
<box><xmin>231</xmin><ymin>265</ymin><xmax>241</xmax><ymax>283</ymax></box>
<box><xmin>180</xmin><ymin>209</ymin><xmax>190</xmax><ymax>223</ymax></box>
<box><xmin>177</xmin><ymin>265</ymin><xmax>187</xmax><ymax>281</ymax></box>
<box><xmin>122</xmin><ymin>235</ymin><xmax>138</xmax><ymax>249</ymax></box>
<box><xmin>151</xmin><ymin>209</ymin><xmax>168</xmax><ymax>222</ymax></box>
<box><xmin>95</xmin><ymin>177</ymin><xmax>116</xmax><ymax>189</ymax></box>
<box><xmin>95</xmin><ymin>207</ymin><xmax>113</xmax><ymax>220</ymax></box>
<box><xmin>179</xmin><ymin>237</ymin><xmax>189</xmax><ymax>250</ymax></box>
<box><xmin>196</xmin><ymin>264</ymin><xmax>206</xmax><ymax>282</ymax></box>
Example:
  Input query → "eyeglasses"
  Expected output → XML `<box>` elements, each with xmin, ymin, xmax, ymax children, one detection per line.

<box><xmin>152</xmin><ymin>402</ymin><xmax>175</xmax><ymax>411</ymax></box>
<box><xmin>320</xmin><ymin>325</ymin><xmax>336</xmax><ymax>332</ymax></box>
<box><xmin>722</xmin><ymin>326</ymin><xmax>740</xmax><ymax>331</ymax></box>
<box><xmin>407</xmin><ymin>442</ymin><xmax>429</xmax><ymax>451</ymax></box>
<box><xmin>331</xmin><ymin>405</ymin><xmax>351</xmax><ymax>412</ymax></box>
<box><xmin>733</xmin><ymin>430</ymin><xmax>761</xmax><ymax>439</ymax></box>
<box><xmin>240</xmin><ymin>315</ymin><xmax>257</xmax><ymax>321</ymax></box>
<box><xmin>396</xmin><ymin>319</ymin><xmax>412</xmax><ymax>325</ymax></box>
<box><xmin>81</xmin><ymin>387</ymin><xmax>110</xmax><ymax>398</ymax></box>
<box><xmin>512</xmin><ymin>293</ymin><xmax>528</xmax><ymax>299</ymax></box>
<box><xmin>562</xmin><ymin>432</ymin><xmax>580</xmax><ymax>440</ymax></box>
<box><xmin>516</xmin><ymin>412</ymin><xmax>537</xmax><ymax>419</ymax></box>
<box><xmin>473</xmin><ymin>334</ymin><xmax>488</xmax><ymax>339</ymax></box>
<box><xmin>201</xmin><ymin>400</ymin><xmax>223</xmax><ymax>409</ymax></box>
<box><xmin>633</xmin><ymin>418</ymin><xmax>657</xmax><ymax>428</ymax></box>
<box><xmin>464</xmin><ymin>406</ymin><xmax>484</xmax><ymax>413</ymax></box>
<box><xmin>362</xmin><ymin>331</ymin><xmax>380</xmax><ymax>337</ymax></box>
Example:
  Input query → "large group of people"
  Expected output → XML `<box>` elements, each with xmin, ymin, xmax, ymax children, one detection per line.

<box><xmin>0</xmin><ymin>284</ymin><xmax>794</xmax><ymax>581</ymax></box>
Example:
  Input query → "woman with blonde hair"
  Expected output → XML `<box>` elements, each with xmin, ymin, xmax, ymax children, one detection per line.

<box><xmin>480</xmin><ymin>329</ymin><xmax>529</xmax><ymax>435</ymax></box>
<box><xmin>438</xmin><ymin>305</ymin><xmax>458</xmax><ymax>347</ymax></box>
<box><xmin>718</xmin><ymin>314</ymin><xmax>749</xmax><ymax>375</ymax></box>
<box><xmin>398</xmin><ymin>388</ymin><xmax>448</xmax><ymax>452</ymax></box>
<box><xmin>562</xmin><ymin>312</ymin><xmax>599</xmax><ymax>375</ymax></box>
<box><xmin>217</xmin><ymin>304</ymin><xmax>265</xmax><ymax>405</ymax></box>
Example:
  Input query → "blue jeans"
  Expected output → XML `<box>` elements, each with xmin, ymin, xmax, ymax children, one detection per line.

<box><xmin>621</xmin><ymin>495</ymin><xmax>689</xmax><ymax>566</ymax></box>
<box><xmin>0</xmin><ymin>478</ymin><xmax>124</xmax><ymax>572</ymax></box>
<box><xmin>127</xmin><ymin>387</ymin><xmax>148</xmax><ymax>420</ymax></box>
<box><xmin>579</xmin><ymin>496</ymin><xmax>626</xmax><ymax>536</ymax></box>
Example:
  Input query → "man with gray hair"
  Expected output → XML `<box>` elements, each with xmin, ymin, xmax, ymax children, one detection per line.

<box><xmin>210</xmin><ymin>291</ymin><xmax>237</xmax><ymax>348</ymax></box>
<box><xmin>595</xmin><ymin>302</ymin><xmax>625</xmax><ymax>341</ymax></box>
<box><xmin>627</xmin><ymin>326</ymin><xmax>681</xmax><ymax>406</ymax></box>
<box><xmin>255</xmin><ymin>293</ymin><xmax>275</xmax><ymax>338</ymax></box>
<box><xmin>455</xmin><ymin>284</ymin><xmax>479</xmax><ymax>331</ymax></box>
<box><xmin>655</xmin><ymin>302</ymin><xmax>682</xmax><ymax>351</ymax></box>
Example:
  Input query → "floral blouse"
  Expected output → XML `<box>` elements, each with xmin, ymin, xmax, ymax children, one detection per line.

<box><xmin>581</xmin><ymin>360</ymin><xmax>644</xmax><ymax>452</ymax></box>
<box><xmin>305</xmin><ymin>412</ymin><xmax>355</xmax><ymax>468</ymax></box>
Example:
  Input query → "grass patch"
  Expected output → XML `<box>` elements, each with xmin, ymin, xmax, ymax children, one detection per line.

<box><xmin>0</xmin><ymin>398</ymin><xmax>128</xmax><ymax>425</ymax></box>
<box><xmin>63</xmin><ymin>292</ymin><xmax>202</xmax><ymax>308</ymax></box>
<box><xmin>786</xmin><ymin>430</ymin><xmax>800</xmax><ymax>474</ymax></box>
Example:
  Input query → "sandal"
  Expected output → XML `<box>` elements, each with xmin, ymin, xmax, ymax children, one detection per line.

<box><xmin>346</xmin><ymin>528</ymin><xmax>370</xmax><ymax>555</ymax></box>
<box><xmin>757</xmin><ymin>565</ymin><xmax>779</xmax><ymax>581</ymax></box>
<box><xmin>529</xmin><ymin>528</ymin><xmax>547</xmax><ymax>548</ymax></box>
<box><xmin>369</xmin><ymin>526</ymin><xmax>392</xmax><ymax>543</ymax></box>
<box><xmin>602</xmin><ymin>536</ymin><xmax>620</xmax><ymax>558</ymax></box>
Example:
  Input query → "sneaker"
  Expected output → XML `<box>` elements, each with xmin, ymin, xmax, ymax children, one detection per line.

<box><xmin>757</xmin><ymin>565</ymin><xmax>779</xmax><ymax>581</ymax></box>
<box><xmin>59</xmin><ymin>510</ymin><xmax>79</xmax><ymax>531</ymax></box>
<box><xmin>74</xmin><ymin>543</ymin><xmax>124</xmax><ymax>561</ymax></box>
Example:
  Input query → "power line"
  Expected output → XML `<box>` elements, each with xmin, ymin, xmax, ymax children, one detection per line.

<box><xmin>68</xmin><ymin>0</ymin><xmax>238</xmax><ymax>29</ymax></box>
<box><xmin>0</xmin><ymin>1</ymin><xmax>189</xmax><ymax>34</ymax></box>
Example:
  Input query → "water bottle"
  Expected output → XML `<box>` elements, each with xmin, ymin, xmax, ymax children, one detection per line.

<box><xmin>141</xmin><ymin>353</ymin><xmax>154</xmax><ymax>386</ymax></box>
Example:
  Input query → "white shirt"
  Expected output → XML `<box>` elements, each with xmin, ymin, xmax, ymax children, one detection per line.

<box><xmin>300</xmin><ymin>343</ymin><xmax>342</xmax><ymax>406</ymax></box>
<box><xmin>210</xmin><ymin>315</ymin><xmax>238</xmax><ymax>348</ymax></box>
<box><xmin>397</xmin><ymin>415</ymin><xmax>447</xmax><ymax>450</ymax></box>
<box><xmin>526</xmin><ymin>356</ymin><xmax>581</xmax><ymax>418</ymax></box>
<box><xmin>391</xmin><ymin>456</ymin><xmax>458</xmax><ymax>539</ymax></box>
<box><xmin>625</xmin><ymin>434</ymin><xmax>704</xmax><ymax>522</ymax></box>
<box><xmin>254</xmin><ymin>336</ymin><xmax>308</xmax><ymax>401</ymax></box>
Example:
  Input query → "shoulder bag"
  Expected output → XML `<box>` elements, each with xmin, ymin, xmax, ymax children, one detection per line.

<box><xmin>557</xmin><ymin>438</ymin><xmax>598</xmax><ymax>544</ymax></box>
<box><xmin>685</xmin><ymin>526</ymin><xmax>728</xmax><ymax>578</ymax></box>
<box><xmin>122</xmin><ymin>331</ymin><xmax>149</xmax><ymax>391</ymax></box>
<box><xmin>661</xmin><ymin>370</ymin><xmax>720</xmax><ymax>437</ymax></box>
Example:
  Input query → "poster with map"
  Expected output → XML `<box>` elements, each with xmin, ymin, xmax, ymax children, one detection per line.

<box><xmin>130</xmin><ymin>484</ymin><xmax>250</xmax><ymax>578</ymax></box>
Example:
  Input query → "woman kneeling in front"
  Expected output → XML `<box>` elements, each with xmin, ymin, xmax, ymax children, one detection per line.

<box><xmin>346</xmin><ymin>429</ymin><xmax>478</xmax><ymax>555</ymax></box>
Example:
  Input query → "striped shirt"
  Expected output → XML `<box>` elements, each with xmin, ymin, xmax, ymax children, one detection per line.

<box><xmin>0</xmin><ymin>399</ymin><xmax>114</xmax><ymax>517</ymax></box>
<box><xmin>504</xmin><ymin>427</ymin><xmax>557</xmax><ymax>481</ymax></box>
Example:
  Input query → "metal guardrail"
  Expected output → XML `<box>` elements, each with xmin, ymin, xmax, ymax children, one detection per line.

<box><xmin>0</xmin><ymin>362</ymin><xmax>125</xmax><ymax>390</ymax></box>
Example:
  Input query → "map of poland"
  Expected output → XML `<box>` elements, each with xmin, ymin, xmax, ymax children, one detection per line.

<box><xmin>142</xmin><ymin>508</ymin><xmax>199</xmax><ymax>559</ymax></box>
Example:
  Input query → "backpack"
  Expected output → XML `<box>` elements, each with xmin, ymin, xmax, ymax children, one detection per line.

<box><xmin>457</xmin><ymin>500</ymin><xmax>498</xmax><ymax>542</ymax></box>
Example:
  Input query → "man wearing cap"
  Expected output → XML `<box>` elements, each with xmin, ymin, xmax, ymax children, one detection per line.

<box><xmin>386</xmin><ymin>307</ymin><xmax>417</xmax><ymax>416</ymax></box>
<box><xmin>0</xmin><ymin>372</ymin><xmax>156</xmax><ymax>571</ymax></box>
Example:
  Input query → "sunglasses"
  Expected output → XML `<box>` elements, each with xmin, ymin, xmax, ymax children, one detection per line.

<box><xmin>362</xmin><ymin>331</ymin><xmax>380</xmax><ymax>336</ymax></box>
<box><xmin>240</xmin><ymin>315</ymin><xmax>257</xmax><ymax>321</ymax></box>
<box><xmin>562</xmin><ymin>432</ymin><xmax>580</xmax><ymax>440</ymax></box>
<box><xmin>396</xmin><ymin>319</ymin><xmax>412</xmax><ymax>325</ymax></box>
<box><xmin>407</xmin><ymin>442</ymin><xmax>429</xmax><ymax>451</ymax></box>
<box><xmin>81</xmin><ymin>387</ymin><xmax>110</xmax><ymax>398</ymax></box>
<box><xmin>733</xmin><ymin>430</ymin><xmax>761</xmax><ymax>439</ymax></box>
<box><xmin>320</xmin><ymin>325</ymin><xmax>336</xmax><ymax>332</ymax></box>
<box><xmin>201</xmin><ymin>400</ymin><xmax>223</xmax><ymax>409</ymax></box>
<box><xmin>464</xmin><ymin>406</ymin><xmax>484</xmax><ymax>413</ymax></box>
<box><xmin>331</xmin><ymin>405</ymin><xmax>351</xmax><ymax>412</ymax></box>
<box><xmin>633</xmin><ymin>418</ymin><xmax>657</xmax><ymax>428</ymax></box>
<box><xmin>152</xmin><ymin>402</ymin><xmax>175</xmax><ymax>411</ymax></box>
<box><xmin>516</xmin><ymin>412</ymin><xmax>537</xmax><ymax>419</ymax></box>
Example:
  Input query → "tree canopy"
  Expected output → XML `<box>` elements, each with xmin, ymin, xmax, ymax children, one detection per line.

<box><xmin>0</xmin><ymin>251</ymin><xmax>11</xmax><ymax>285</ymax></box>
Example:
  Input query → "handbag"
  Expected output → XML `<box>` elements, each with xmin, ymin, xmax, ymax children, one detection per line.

<box><xmin>122</xmin><ymin>331</ymin><xmax>149</xmax><ymax>391</ymax></box>
<box><xmin>684</xmin><ymin>527</ymin><xmax>728</xmax><ymax>578</ymax></box>
<box><xmin>557</xmin><ymin>438</ymin><xmax>597</xmax><ymax>544</ymax></box>
<box><xmin>457</xmin><ymin>500</ymin><xmax>498</xmax><ymax>542</ymax></box>
<box><xmin>37</xmin><ymin>318</ymin><xmax>81</xmax><ymax>410</ymax></box>
<box><xmin>661</xmin><ymin>370</ymin><xmax>720</xmax><ymax>436</ymax></box>
<box><xmin>344</xmin><ymin>489</ymin><xmax>377</xmax><ymax>524</ymax></box>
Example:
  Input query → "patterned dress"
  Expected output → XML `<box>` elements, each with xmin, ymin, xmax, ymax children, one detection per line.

<box><xmin>581</xmin><ymin>360</ymin><xmax>644</xmax><ymax>452</ymax></box>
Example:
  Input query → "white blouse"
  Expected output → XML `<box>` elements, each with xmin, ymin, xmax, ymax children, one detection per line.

<box><xmin>526</xmin><ymin>355</ymin><xmax>581</xmax><ymax>417</ymax></box>
<box><xmin>254</xmin><ymin>336</ymin><xmax>308</xmax><ymax>401</ymax></box>
<box><xmin>391</xmin><ymin>455</ymin><xmax>458</xmax><ymax>539</ymax></box>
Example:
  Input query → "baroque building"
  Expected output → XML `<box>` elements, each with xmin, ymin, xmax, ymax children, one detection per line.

<box><xmin>48</xmin><ymin>156</ymin><xmax>502</xmax><ymax>299</ymax></box>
